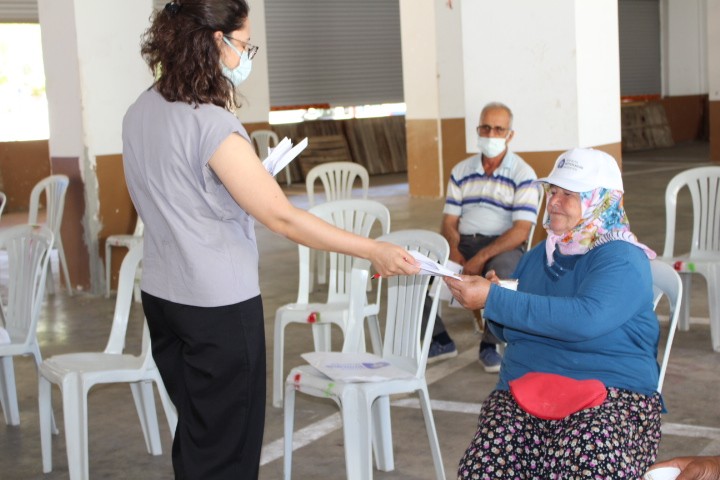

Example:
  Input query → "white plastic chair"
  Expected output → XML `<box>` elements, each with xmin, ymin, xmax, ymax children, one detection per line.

<box><xmin>658</xmin><ymin>166</ymin><xmax>720</xmax><ymax>351</ymax></box>
<box><xmin>306</xmin><ymin>161</ymin><xmax>370</xmax><ymax>286</ymax></box>
<box><xmin>28</xmin><ymin>174</ymin><xmax>72</xmax><ymax>296</ymax></box>
<box><xmin>284</xmin><ymin>229</ymin><xmax>449</xmax><ymax>480</ymax></box>
<box><xmin>105</xmin><ymin>216</ymin><xmax>144</xmax><ymax>298</ymax></box>
<box><xmin>650</xmin><ymin>260</ymin><xmax>682</xmax><ymax>393</ymax></box>
<box><xmin>0</xmin><ymin>225</ymin><xmax>54</xmax><ymax>427</ymax></box>
<box><xmin>38</xmin><ymin>243</ymin><xmax>177</xmax><ymax>480</ymax></box>
<box><xmin>272</xmin><ymin>199</ymin><xmax>390</xmax><ymax>408</ymax></box>
<box><xmin>251</xmin><ymin>129</ymin><xmax>291</xmax><ymax>185</ymax></box>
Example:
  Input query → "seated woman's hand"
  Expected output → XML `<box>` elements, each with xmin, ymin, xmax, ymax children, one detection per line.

<box><xmin>444</xmin><ymin>274</ymin><xmax>492</xmax><ymax>310</ymax></box>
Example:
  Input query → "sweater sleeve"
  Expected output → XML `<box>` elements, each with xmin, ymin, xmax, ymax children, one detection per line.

<box><xmin>484</xmin><ymin>243</ymin><xmax>654</xmax><ymax>342</ymax></box>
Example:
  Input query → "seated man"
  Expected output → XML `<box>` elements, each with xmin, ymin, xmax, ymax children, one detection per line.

<box><xmin>427</xmin><ymin>101</ymin><xmax>539</xmax><ymax>372</ymax></box>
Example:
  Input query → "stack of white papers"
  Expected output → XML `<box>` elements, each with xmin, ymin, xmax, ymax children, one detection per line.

<box><xmin>261</xmin><ymin>137</ymin><xmax>308</xmax><ymax>177</ymax></box>
<box><xmin>302</xmin><ymin>352</ymin><xmax>415</xmax><ymax>383</ymax></box>
<box><xmin>408</xmin><ymin>250</ymin><xmax>462</xmax><ymax>280</ymax></box>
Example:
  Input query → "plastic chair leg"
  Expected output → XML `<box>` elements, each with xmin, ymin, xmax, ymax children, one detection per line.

<box><xmin>0</xmin><ymin>356</ymin><xmax>19</xmax><ymax>425</ymax></box>
<box><xmin>367</xmin><ymin>314</ymin><xmax>383</xmax><ymax>355</ymax></box>
<box><xmin>706</xmin><ymin>265</ymin><xmax>720</xmax><ymax>352</ymax></box>
<box><xmin>129</xmin><ymin>381</ymin><xmax>163</xmax><ymax>455</ymax></box>
<box><xmin>61</xmin><ymin>375</ymin><xmax>89</xmax><ymax>480</ymax></box>
<box><xmin>283</xmin><ymin>383</ymin><xmax>297</xmax><ymax>480</ymax></box>
<box><xmin>340</xmin><ymin>389</ymin><xmax>373</xmax><ymax>480</ymax></box>
<box><xmin>273</xmin><ymin>313</ymin><xmax>286</xmax><ymax>408</ymax></box>
<box><xmin>105</xmin><ymin>243</ymin><xmax>112</xmax><ymax>298</ymax></box>
<box><xmin>679</xmin><ymin>273</ymin><xmax>692</xmax><ymax>331</ymax></box>
<box><xmin>417</xmin><ymin>386</ymin><xmax>446</xmax><ymax>480</ymax></box>
<box><xmin>371</xmin><ymin>395</ymin><xmax>394</xmax><ymax>472</ymax></box>
<box><xmin>39</xmin><ymin>376</ymin><xmax>56</xmax><ymax>473</ymax></box>
<box><xmin>317</xmin><ymin>251</ymin><xmax>327</xmax><ymax>285</ymax></box>
<box><xmin>154</xmin><ymin>374</ymin><xmax>177</xmax><ymax>438</ymax></box>
<box><xmin>311</xmin><ymin>323</ymin><xmax>333</xmax><ymax>352</ymax></box>
<box><xmin>55</xmin><ymin>238</ymin><xmax>73</xmax><ymax>296</ymax></box>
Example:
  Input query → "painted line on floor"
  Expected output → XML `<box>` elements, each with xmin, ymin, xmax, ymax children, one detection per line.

<box><xmin>623</xmin><ymin>163</ymin><xmax>712</xmax><ymax>176</ymax></box>
<box><xmin>260</xmin><ymin>412</ymin><xmax>342</xmax><ymax>466</ymax></box>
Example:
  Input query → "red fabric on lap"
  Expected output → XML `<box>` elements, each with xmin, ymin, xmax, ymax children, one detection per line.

<box><xmin>509</xmin><ymin>372</ymin><xmax>607</xmax><ymax>420</ymax></box>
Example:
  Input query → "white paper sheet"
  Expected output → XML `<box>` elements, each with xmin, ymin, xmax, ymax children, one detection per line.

<box><xmin>261</xmin><ymin>137</ymin><xmax>308</xmax><ymax>177</ymax></box>
<box><xmin>301</xmin><ymin>352</ymin><xmax>415</xmax><ymax>383</ymax></box>
<box><xmin>408</xmin><ymin>251</ymin><xmax>462</xmax><ymax>280</ymax></box>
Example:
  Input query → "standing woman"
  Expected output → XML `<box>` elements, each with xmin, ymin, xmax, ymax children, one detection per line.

<box><xmin>122</xmin><ymin>1</ymin><xmax>418</xmax><ymax>479</ymax></box>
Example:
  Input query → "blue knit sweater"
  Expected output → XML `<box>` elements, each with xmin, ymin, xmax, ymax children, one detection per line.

<box><xmin>485</xmin><ymin>240</ymin><xmax>660</xmax><ymax>397</ymax></box>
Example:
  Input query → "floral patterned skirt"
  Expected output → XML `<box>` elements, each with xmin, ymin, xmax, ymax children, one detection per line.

<box><xmin>457</xmin><ymin>388</ymin><xmax>662</xmax><ymax>480</ymax></box>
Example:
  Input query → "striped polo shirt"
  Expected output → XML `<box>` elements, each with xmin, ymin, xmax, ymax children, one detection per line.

<box><xmin>443</xmin><ymin>151</ymin><xmax>539</xmax><ymax>236</ymax></box>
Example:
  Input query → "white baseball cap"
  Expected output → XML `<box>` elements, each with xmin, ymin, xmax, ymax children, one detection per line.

<box><xmin>535</xmin><ymin>148</ymin><xmax>624</xmax><ymax>193</ymax></box>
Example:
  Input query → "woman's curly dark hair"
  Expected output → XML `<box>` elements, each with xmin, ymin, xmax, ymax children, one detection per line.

<box><xmin>141</xmin><ymin>0</ymin><xmax>249</xmax><ymax>110</ymax></box>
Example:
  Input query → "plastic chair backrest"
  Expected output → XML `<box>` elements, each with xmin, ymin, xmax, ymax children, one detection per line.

<box><xmin>649</xmin><ymin>260</ymin><xmax>682</xmax><ymax>393</ymax></box>
<box><xmin>526</xmin><ymin>185</ymin><xmax>545</xmax><ymax>251</ymax></box>
<box><xmin>305</xmin><ymin>161</ymin><xmax>370</xmax><ymax>206</ymax></box>
<box><xmin>296</xmin><ymin>199</ymin><xmax>391</xmax><ymax>304</ymax></box>
<box><xmin>250</xmin><ymin>129</ymin><xmax>280</xmax><ymax>159</ymax></box>
<box><xmin>0</xmin><ymin>225</ymin><xmax>54</xmax><ymax>341</ymax></box>
<box><xmin>662</xmin><ymin>166</ymin><xmax>720</xmax><ymax>260</ymax></box>
<box><xmin>375</xmin><ymin>230</ymin><xmax>449</xmax><ymax>378</ymax></box>
<box><xmin>132</xmin><ymin>216</ymin><xmax>144</xmax><ymax>237</ymax></box>
<box><xmin>28</xmin><ymin>175</ymin><xmax>70</xmax><ymax>237</ymax></box>
<box><xmin>104</xmin><ymin>243</ymin><xmax>144</xmax><ymax>354</ymax></box>
<box><xmin>0</xmin><ymin>192</ymin><xmax>6</xmax><ymax>221</ymax></box>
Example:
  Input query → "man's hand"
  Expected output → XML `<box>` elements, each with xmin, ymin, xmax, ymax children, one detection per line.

<box><xmin>448</xmin><ymin>248</ymin><xmax>466</xmax><ymax>266</ymax></box>
<box><xmin>463</xmin><ymin>252</ymin><xmax>487</xmax><ymax>276</ymax></box>
<box><xmin>647</xmin><ymin>456</ymin><xmax>720</xmax><ymax>480</ymax></box>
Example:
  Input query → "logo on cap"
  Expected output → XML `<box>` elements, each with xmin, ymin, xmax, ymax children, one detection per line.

<box><xmin>558</xmin><ymin>159</ymin><xmax>566</xmax><ymax>168</ymax></box>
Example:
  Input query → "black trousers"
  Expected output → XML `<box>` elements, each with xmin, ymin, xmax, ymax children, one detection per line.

<box><xmin>142</xmin><ymin>292</ymin><xmax>266</xmax><ymax>480</ymax></box>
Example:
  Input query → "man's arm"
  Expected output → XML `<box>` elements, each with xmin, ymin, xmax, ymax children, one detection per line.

<box><xmin>440</xmin><ymin>214</ymin><xmax>465</xmax><ymax>265</ymax></box>
<box><xmin>463</xmin><ymin>220</ymin><xmax>532</xmax><ymax>275</ymax></box>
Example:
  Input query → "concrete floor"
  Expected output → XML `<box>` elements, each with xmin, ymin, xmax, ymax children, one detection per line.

<box><xmin>1</xmin><ymin>142</ymin><xmax>719</xmax><ymax>479</ymax></box>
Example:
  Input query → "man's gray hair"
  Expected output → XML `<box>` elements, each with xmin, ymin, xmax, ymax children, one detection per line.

<box><xmin>481</xmin><ymin>102</ymin><xmax>513</xmax><ymax>129</ymax></box>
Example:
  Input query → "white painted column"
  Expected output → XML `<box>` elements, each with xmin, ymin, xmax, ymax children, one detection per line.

<box><xmin>461</xmin><ymin>0</ymin><xmax>621</xmax><ymax>167</ymax></box>
<box><xmin>38</xmin><ymin>0</ymin><xmax>154</xmax><ymax>292</ymax></box>
<box><xmin>236</xmin><ymin>0</ymin><xmax>271</xmax><ymax>124</ymax></box>
<box><xmin>400</xmin><ymin>0</ymin><xmax>465</xmax><ymax>197</ymax></box>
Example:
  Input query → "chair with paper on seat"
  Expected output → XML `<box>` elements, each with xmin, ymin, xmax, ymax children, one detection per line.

<box><xmin>105</xmin><ymin>215</ymin><xmax>144</xmax><ymax>298</ymax></box>
<box><xmin>0</xmin><ymin>224</ymin><xmax>54</xmax><ymax>427</ymax></box>
<box><xmin>251</xmin><ymin>129</ymin><xmax>291</xmax><ymax>185</ymax></box>
<box><xmin>283</xmin><ymin>229</ymin><xmax>449</xmax><ymax>480</ymax></box>
<box><xmin>306</xmin><ymin>161</ymin><xmax>370</xmax><ymax>286</ymax></box>
<box><xmin>38</xmin><ymin>243</ymin><xmax>177</xmax><ymax>480</ymax></box>
<box><xmin>649</xmin><ymin>260</ymin><xmax>682</xmax><ymax>393</ymax></box>
<box><xmin>272</xmin><ymin>199</ymin><xmax>390</xmax><ymax>408</ymax></box>
<box><xmin>28</xmin><ymin>174</ymin><xmax>72</xmax><ymax>295</ymax></box>
<box><xmin>658</xmin><ymin>166</ymin><xmax>720</xmax><ymax>351</ymax></box>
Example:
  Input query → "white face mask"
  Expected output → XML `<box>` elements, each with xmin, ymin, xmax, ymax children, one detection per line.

<box><xmin>222</xmin><ymin>37</ymin><xmax>253</xmax><ymax>87</ymax></box>
<box><xmin>477</xmin><ymin>136</ymin><xmax>507</xmax><ymax>158</ymax></box>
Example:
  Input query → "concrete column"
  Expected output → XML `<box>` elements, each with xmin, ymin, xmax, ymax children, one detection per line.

<box><xmin>461</xmin><ymin>0</ymin><xmax>622</xmax><ymax>179</ymax></box>
<box><xmin>236</xmin><ymin>0</ymin><xmax>272</xmax><ymax>130</ymax></box>
<box><xmin>708</xmin><ymin>0</ymin><xmax>720</xmax><ymax>162</ymax></box>
<box><xmin>400</xmin><ymin>0</ymin><xmax>465</xmax><ymax>198</ymax></box>
<box><xmin>38</xmin><ymin>0</ymin><xmax>154</xmax><ymax>293</ymax></box>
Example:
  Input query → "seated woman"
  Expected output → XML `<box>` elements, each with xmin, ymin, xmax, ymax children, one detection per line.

<box><xmin>445</xmin><ymin>148</ymin><xmax>661</xmax><ymax>479</ymax></box>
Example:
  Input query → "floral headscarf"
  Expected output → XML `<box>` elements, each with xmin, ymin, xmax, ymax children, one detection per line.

<box><xmin>544</xmin><ymin>187</ymin><xmax>656</xmax><ymax>266</ymax></box>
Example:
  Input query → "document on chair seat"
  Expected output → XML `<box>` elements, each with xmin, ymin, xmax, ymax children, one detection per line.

<box><xmin>409</xmin><ymin>251</ymin><xmax>462</xmax><ymax>280</ymax></box>
<box><xmin>261</xmin><ymin>136</ymin><xmax>308</xmax><ymax>177</ymax></box>
<box><xmin>301</xmin><ymin>352</ymin><xmax>415</xmax><ymax>383</ymax></box>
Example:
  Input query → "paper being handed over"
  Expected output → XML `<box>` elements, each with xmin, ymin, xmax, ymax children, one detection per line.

<box><xmin>261</xmin><ymin>136</ymin><xmax>308</xmax><ymax>177</ymax></box>
<box><xmin>408</xmin><ymin>250</ymin><xmax>462</xmax><ymax>280</ymax></box>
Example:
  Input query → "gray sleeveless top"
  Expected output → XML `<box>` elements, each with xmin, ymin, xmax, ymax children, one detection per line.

<box><xmin>122</xmin><ymin>87</ymin><xmax>259</xmax><ymax>307</ymax></box>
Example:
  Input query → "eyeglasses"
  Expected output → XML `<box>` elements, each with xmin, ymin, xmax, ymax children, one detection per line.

<box><xmin>477</xmin><ymin>124</ymin><xmax>510</xmax><ymax>136</ymax></box>
<box><xmin>224</xmin><ymin>36</ymin><xmax>259</xmax><ymax>60</ymax></box>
